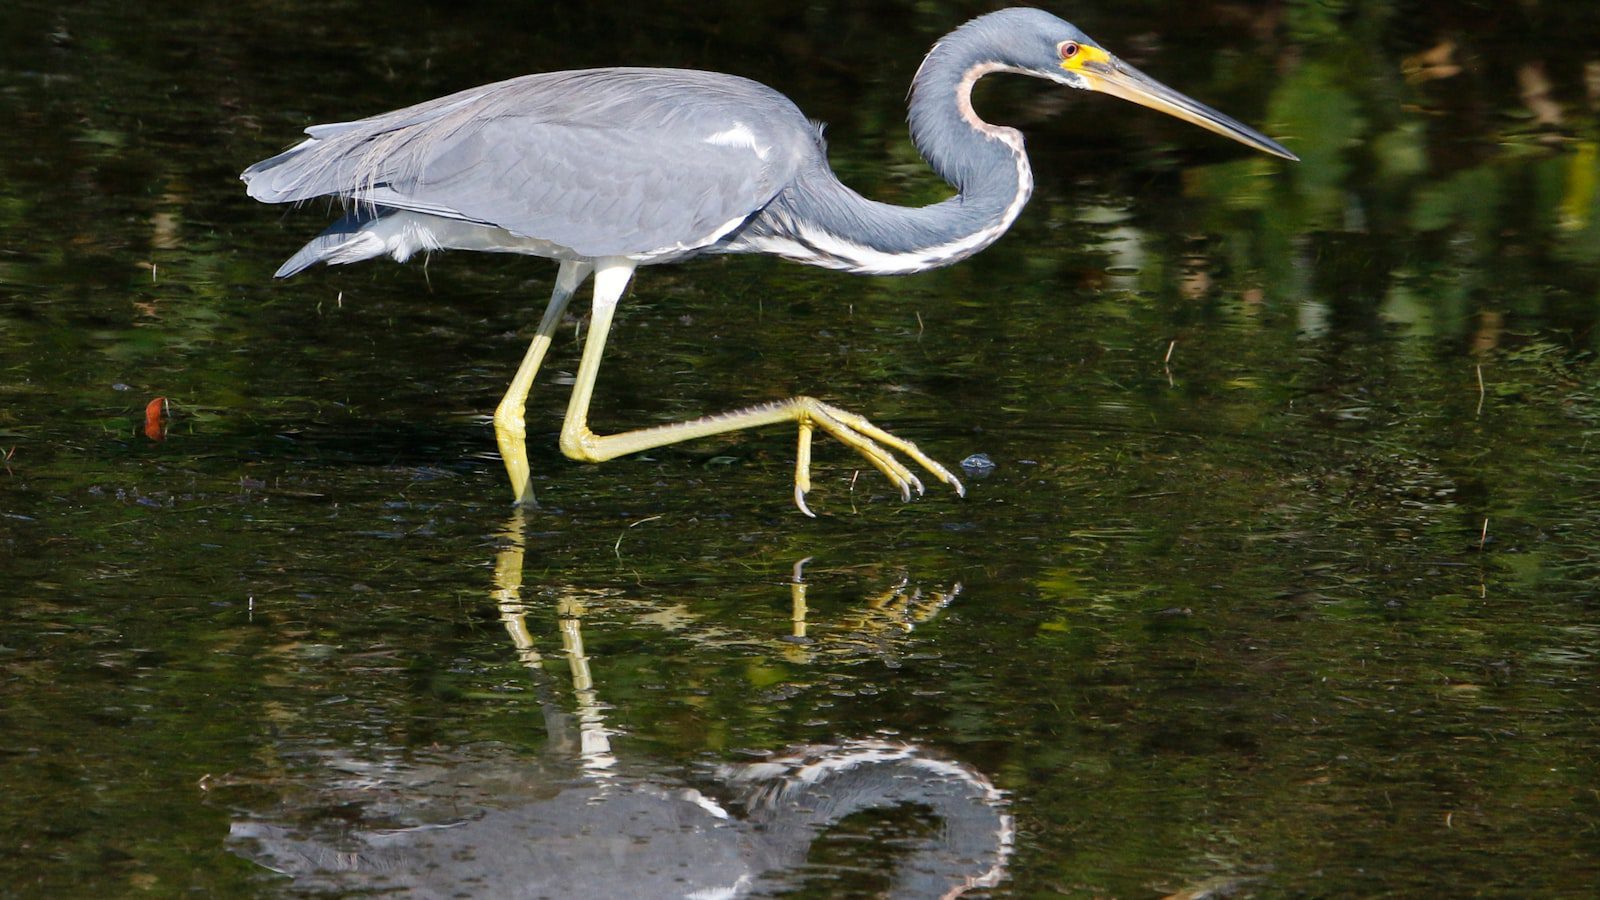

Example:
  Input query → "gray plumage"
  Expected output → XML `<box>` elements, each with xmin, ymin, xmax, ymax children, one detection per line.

<box><xmin>243</xmin><ymin>6</ymin><xmax>1295</xmax><ymax>281</ymax></box>
<box><xmin>245</xmin><ymin>69</ymin><xmax>814</xmax><ymax>267</ymax></box>
<box><xmin>240</xmin><ymin>9</ymin><xmax>1129</xmax><ymax>278</ymax></box>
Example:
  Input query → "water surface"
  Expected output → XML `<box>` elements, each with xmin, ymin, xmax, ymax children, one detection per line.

<box><xmin>2</xmin><ymin>0</ymin><xmax>1598</xmax><ymax>895</ymax></box>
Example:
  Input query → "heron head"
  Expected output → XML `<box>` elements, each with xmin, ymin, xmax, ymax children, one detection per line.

<box><xmin>997</xmin><ymin>9</ymin><xmax>1298</xmax><ymax>161</ymax></box>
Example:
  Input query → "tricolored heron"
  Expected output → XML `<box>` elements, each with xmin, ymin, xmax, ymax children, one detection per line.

<box><xmin>242</xmin><ymin>7</ymin><xmax>1295</xmax><ymax>516</ymax></box>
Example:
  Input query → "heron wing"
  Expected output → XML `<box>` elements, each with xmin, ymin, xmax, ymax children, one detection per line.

<box><xmin>242</xmin><ymin>69</ymin><xmax>814</xmax><ymax>258</ymax></box>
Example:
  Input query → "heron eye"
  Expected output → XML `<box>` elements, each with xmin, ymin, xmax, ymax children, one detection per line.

<box><xmin>1059</xmin><ymin>41</ymin><xmax>1080</xmax><ymax>61</ymax></box>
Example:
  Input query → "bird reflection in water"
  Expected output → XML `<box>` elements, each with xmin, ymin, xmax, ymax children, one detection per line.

<box><xmin>226</xmin><ymin>513</ymin><xmax>1010</xmax><ymax>897</ymax></box>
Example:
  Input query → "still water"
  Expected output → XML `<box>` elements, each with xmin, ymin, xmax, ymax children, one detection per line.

<box><xmin>2</xmin><ymin>0</ymin><xmax>1598</xmax><ymax>895</ymax></box>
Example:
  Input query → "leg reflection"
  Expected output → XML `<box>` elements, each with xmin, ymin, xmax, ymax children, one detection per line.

<box><xmin>494</xmin><ymin>510</ymin><xmax>615</xmax><ymax>778</ymax></box>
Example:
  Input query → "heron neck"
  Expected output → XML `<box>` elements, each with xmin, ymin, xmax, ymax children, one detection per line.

<box><xmin>743</xmin><ymin>46</ymin><xmax>1032</xmax><ymax>275</ymax></box>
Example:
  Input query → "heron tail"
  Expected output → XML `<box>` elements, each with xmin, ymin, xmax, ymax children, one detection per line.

<box><xmin>274</xmin><ymin>208</ymin><xmax>391</xmax><ymax>278</ymax></box>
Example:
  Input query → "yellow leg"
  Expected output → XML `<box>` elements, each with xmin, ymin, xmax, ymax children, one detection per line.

<box><xmin>556</xmin><ymin>258</ymin><xmax>965</xmax><ymax>516</ymax></box>
<box><xmin>494</xmin><ymin>260</ymin><xmax>592</xmax><ymax>505</ymax></box>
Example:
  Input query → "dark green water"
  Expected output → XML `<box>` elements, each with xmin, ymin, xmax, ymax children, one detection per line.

<box><xmin>3</xmin><ymin>0</ymin><xmax>1598</xmax><ymax>896</ymax></box>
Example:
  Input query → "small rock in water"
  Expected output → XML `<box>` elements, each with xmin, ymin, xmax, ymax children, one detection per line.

<box><xmin>959</xmin><ymin>453</ymin><xmax>996</xmax><ymax>477</ymax></box>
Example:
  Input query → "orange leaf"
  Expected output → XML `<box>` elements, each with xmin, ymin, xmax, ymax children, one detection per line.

<box><xmin>144</xmin><ymin>396</ymin><xmax>168</xmax><ymax>442</ymax></box>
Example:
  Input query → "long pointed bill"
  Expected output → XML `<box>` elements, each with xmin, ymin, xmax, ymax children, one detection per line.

<box><xmin>1068</xmin><ymin>47</ymin><xmax>1298</xmax><ymax>161</ymax></box>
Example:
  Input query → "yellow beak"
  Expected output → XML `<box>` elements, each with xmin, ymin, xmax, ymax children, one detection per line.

<box><xmin>1066</xmin><ymin>47</ymin><xmax>1298</xmax><ymax>161</ymax></box>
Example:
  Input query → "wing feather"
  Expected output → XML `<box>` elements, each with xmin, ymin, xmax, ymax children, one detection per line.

<box><xmin>242</xmin><ymin>69</ymin><xmax>815</xmax><ymax>258</ymax></box>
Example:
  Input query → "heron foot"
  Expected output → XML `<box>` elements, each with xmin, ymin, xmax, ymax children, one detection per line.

<box><xmin>791</xmin><ymin>397</ymin><xmax>964</xmax><ymax>517</ymax></box>
<box><xmin>550</xmin><ymin>389</ymin><xmax>963</xmax><ymax>515</ymax></box>
<box><xmin>493</xmin><ymin>405</ymin><xmax>537</xmax><ymax>505</ymax></box>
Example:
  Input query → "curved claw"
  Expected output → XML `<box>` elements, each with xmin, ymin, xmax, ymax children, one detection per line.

<box><xmin>794</xmin><ymin>483</ymin><xmax>816</xmax><ymax>518</ymax></box>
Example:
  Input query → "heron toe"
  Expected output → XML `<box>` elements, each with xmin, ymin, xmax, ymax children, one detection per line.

<box><xmin>790</xmin><ymin>397</ymin><xmax>964</xmax><ymax>517</ymax></box>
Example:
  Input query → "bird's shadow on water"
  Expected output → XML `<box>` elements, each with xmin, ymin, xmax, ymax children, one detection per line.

<box><xmin>218</xmin><ymin>511</ymin><xmax>1013</xmax><ymax>898</ymax></box>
